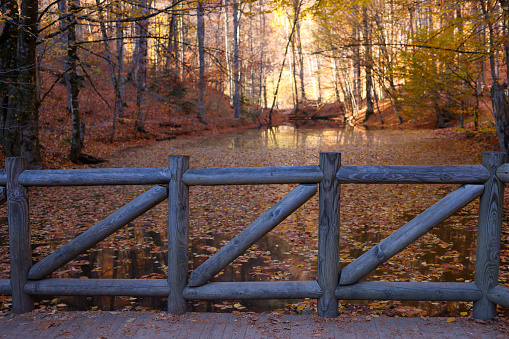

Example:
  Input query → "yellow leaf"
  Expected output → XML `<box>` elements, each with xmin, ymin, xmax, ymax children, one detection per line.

<box><xmin>460</xmin><ymin>312</ymin><xmax>468</xmax><ymax>316</ymax></box>
<box><xmin>446</xmin><ymin>317</ymin><xmax>456</xmax><ymax>323</ymax></box>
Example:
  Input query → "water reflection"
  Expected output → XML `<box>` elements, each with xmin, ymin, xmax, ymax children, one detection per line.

<box><xmin>229</xmin><ymin>125</ymin><xmax>377</xmax><ymax>150</ymax></box>
<box><xmin>0</xmin><ymin>125</ymin><xmax>498</xmax><ymax>317</ymax></box>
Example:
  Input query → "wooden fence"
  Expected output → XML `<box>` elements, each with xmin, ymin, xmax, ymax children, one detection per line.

<box><xmin>1</xmin><ymin>152</ymin><xmax>509</xmax><ymax>320</ymax></box>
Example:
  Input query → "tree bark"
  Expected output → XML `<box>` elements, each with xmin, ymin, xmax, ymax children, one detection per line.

<box><xmin>197</xmin><ymin>1</ymin><xmax>206</xmax><ymax>123</ymax></box>
<box><xmin>116</xmin><ymin>11</ymin><xmax>125</xmax><ymax>107</ymax></box>
<box><xmin>224</xmin><ymin>0</ymin><xmax>233</xmax><ymax>107</ymax></box>
<box><xmin>17</xmin><ymin>0</ymin><xmax>42</xmax><ymax>168</ymax></box>
<box><xmin>481</xmin><ymin>0</ymin><xmax>509</xmax><ymax>153</ymax></box>
<box><xmin>499</xmin><ymin>1</ymin><xmax>509</xmax><ymax>81</ymax></box>
<box><xmin>294</xmin><ymin>1</ymin><xmax>306</xmax><ymax>103</ymax></box>
<box><xmin>135</xmin><ymin>0</ymin><xmax>149</xmax><ymax>133</ymax></box>
<box><xmin>59</xmin><ymin>0</ymin><xmax>82</xmax><ymax>163</ymax></box>
<box><xmin>165</xmin><ymin>0</ymin><xmax>178</xmax><ymax>73</ymax></box>
<box><xmin>353</xmin><ymin>26</ymin><xmax>362</xmax><ymax>114</ymax></box>
<box><xmin>96</xmin><ymin>0</ymin><xmax>124</xmax><ymax>138</ymax></box>
<box><xmin>363</xmin><ymin>7</ymin><xmax>374</xmax><ymax>122</ymax></box>
<box><xmin>0</xmin><ymin>0</ymin><xmax>20</xmax><ymax>159</ymax></box>
<box><xmin>491</xmin><ymin>83</ymin><xmax>509</xmax><ymax>153</ymax></box>
<box><xmin>232</xmin><ymin>0</ymin><xmax>241</xmax><ymax>119</ymax></box>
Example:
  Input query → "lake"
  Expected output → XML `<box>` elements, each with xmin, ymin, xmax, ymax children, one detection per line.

<box><xmin>1</xmin><ymin>125</ymin><xmax>506</xmax><ymax>316</ymax></box>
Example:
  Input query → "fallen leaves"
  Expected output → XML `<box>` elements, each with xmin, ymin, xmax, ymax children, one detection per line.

<box><xmin>0</xmin><ymin>127</ymin><xmax>506</xmax><ymax>317</ymax></box>
<box><xmin>36</xmin><ymin>322</ymin><xmax>60</xmax><ymax>330</ymax></box>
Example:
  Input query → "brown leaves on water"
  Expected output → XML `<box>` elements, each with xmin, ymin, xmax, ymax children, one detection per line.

<box><xmin>0</xmin><ymin>128</ymin><xmax>506</xmax><ymax>317</ymax></box>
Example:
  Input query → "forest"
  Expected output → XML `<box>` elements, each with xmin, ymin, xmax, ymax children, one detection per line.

<box><xmin>3</xmin><ymin>0</ymin><xmax>509</xmax><ymax>319</ymax></box>
<box><xmin>1</xmin><ymin>0</ymin><xmax>509</xmax><ymax>169</ymax></box>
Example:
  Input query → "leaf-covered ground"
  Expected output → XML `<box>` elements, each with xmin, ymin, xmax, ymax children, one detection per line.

<box><xmin>0</xmin><ymin>126</ymin><xmax>507</xmax><ymax>317</ymax></box>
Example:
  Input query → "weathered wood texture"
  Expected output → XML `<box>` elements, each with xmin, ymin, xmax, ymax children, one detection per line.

<box><xmin>339</xmin><ymin>184</ymin><xmax>484</xmax><ymax>285</ymax></box>
<box><xmin>318</xmin><ymin>153</ymin><xmax>341</xmax><ymax>318</ymax></box>
<box><xmin>496</xmin><ymin>163</ymin><xmax>509</xmax><ymax>182</ymax></box>
<box><xmin>0</xmin><ymin>187</ymin><xmax>6</xmax><ymax>205</ymax></box>
<box><xmin>183</xmin><ymin>281</ymin><xmax>322</xmax><ymax>300</ymax></box>
<box><xmin>335</xmin><ymin>282</ymin><xmax>482</xmax><ymax>301</ymax></box>
<box><xmin>0</xmin><ymin>280</ymin><xmax>12</xmax><ymax>295</ymax></box>
<box><xmin>24</xmin><ymin>279</ymin><xmax>170</xmax><ymax>296</ymax></box>
<box><xmin>473</xmin><ymin>152</ymin><xmax>507</xmax><ymax>320</ymax></box>
<box><xmin>18</xmin><ymin>168</ymin><xmax>171</xmax><ymax>186</ymax></box>
<box><xmin>7</xmin><ymin>158</ymin><xmax>33</xmax><ymax>313</ymax></box>
<box><xmin>28</xmin><ymin>186</ymin><xmax>168</xmax><ymax>280</ymax></box>
<box><xmin>187</xmin><ymin>184</ymin><xmax>318</xmax><ymax>288</ymax></box>
<box><xmin>167</xmin><ymin>156</ymin><xmax>189</xmax><ymax>315</ymax></box>
<box><xmin>487</xmin><ymin>285</ymin><xmax>509</xmax><ymax>308</ymax></box>
<box><xmin>2</xmin><ymin>312</ymin><xmax>507</xmax><ymax>339</ymax></box>
<box><xmin>337</xmin><ymin>165</ymin><xmax>489</xmax><ymax>184</ymax></box>
<box><xmin>182</xmin><ymin>165</ymin><xmax>323</xmax><ymax>185</ymax></box>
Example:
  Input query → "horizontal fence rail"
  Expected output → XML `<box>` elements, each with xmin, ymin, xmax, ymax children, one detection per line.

<box><xmin>335</xmin><ymin>282</ymin><xmax>483</xmax><ymax>301</ymax></box>
<box><xmin>0</xmin><ymin>152</ymin><xmax>507</xmax><ymax>321</ymax></box>
<box><xmin>0</xmin><ymin>280</ymin><xmax>11</xmax><ymax>295</ymax></box>
<box><xmin>25</xmin><ymin>279</ymin><xmax>171</xmax><ymax>297</ymax></box>
<box><xmin>18</xmin><ymin>168</ymin><xmax>171</xmax><ymax>186</ymax></box>
<box><xmin>182</xmin><ymin>165</ymin><xmax>323</xmax><ymax>185</ymax></box>
<box><xmin>487</xmin><ymin>285</ymin><xmax>509</xmax><ymax>308</ymax></box>
<box><xmin>183</xmin><ymin>281</ymin><xmax>322</xmax><ymax>300</ymax></box>
<box><xmin>337</xmin><ymin>165</ymin><xmax>490</xmax><ymax>184</ymax></box>
<box><xmin>496</xmin><ymin>163</ymin><xmax>509</xmax><ymax>183</ymax></box>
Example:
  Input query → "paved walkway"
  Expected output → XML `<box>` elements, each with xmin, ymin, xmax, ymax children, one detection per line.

<box><xmin>0</xmin><ymin>311</ymin><xmax>507</xmax><ymax>338</ymax></box>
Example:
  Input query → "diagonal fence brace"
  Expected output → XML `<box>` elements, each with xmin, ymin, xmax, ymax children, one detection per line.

<box><xmin>28</xmin><ymin>185</ymin><xmax>168</xmax><ymax>280</ymax></box>
<box><xmin>187</xmin><ymin>184</ymin><xmax>318</xmax><ymax>287</ymax></box>
<box><xmin>339</xmin><ymin>184</ymin><xmax>484</xmax><ymax>285</ymax></box>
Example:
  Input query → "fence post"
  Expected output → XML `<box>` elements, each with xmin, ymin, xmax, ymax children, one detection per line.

<box><xmin>168</xmin><ymin>155</ymin><xmax>189</xmax><ymax>314</ymax></box>
<box><xmin>473</xmin><ymin>151</ymin><xmax>506</xmax><ymax>320</ymax></box>
<box><xmin>6</xmin><ymin>157</ymin><xmax>33</xmax><ymax>313</ymax></box>
<box><xmin>317</xmin><ymin>152</ymin><xmax>341</xmax><ymax>317</ymax></box>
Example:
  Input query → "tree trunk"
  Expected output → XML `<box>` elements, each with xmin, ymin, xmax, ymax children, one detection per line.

<box><xmin>135</xmin><ymin>0</ymin><xmax>149</xmax><ymax>133</ymax></box>
<box><xmin>96</xmin><ymin>0</ymin><xmax>124</xmax><ymax>135</ymax></box>
<box><xmin>482</xmin><ymin>0</ymin><xmax>509</xmax><ymax>153</ymax></box>
<box><xmin>315</xmin><ymin>54</ymin><xmax>322</xmax><ymax>103</ymax></box>
<box><xmin>0</xmin><ymin>0</ymin><xmax>20</xmax><ymax>158</ymax></box>
<box><xmin>17</xmin><ymin>0</ymin><xmax>42</xmax><ymax>168</ymax></box>
<box><xmin>294</xmin><ymin>3</ymin><xmax>306</xmax><ymax>103</ymax></box>
<box><xmin>373</xmin><ymin>85</ymin><xmax>384</xmax><ymax>124</ymax></box>
<box><xmin>233</xmin><ymin>0</ymin><xmax>241</xmax><ymax>119</ymax></box>
<box><xmin>353</xmin><ymin>27</ymin><xmax>362</xmax><ymax>113</ymax></box>
<box><xmin>363</xmin><ymin>7</ymin><xmax>374</xmax><ymax>123</ymax></box>
<box><xmin>492</xmin><ymin>82</ymin><xmax>509</xmax><ymax>152</ymax></box>
<box><xmin>258</xmin><ymin>1</ymin><xmax>266</xmax><ymax>109</ymax></box>
<box><xmin>224</xmin><ymin>0</ymin><xmax>233</xmax><ymax>107</ymax></box>
<box><xmin>197</xmin><ymin>1</ymin><xmax>206</xmax><ymax>123</ymax></box>
<box><xmin>116</xmin><ymin>16</ymin><xmax>125</xmax><ymax>109</ymax></box>
<box><xmin>499</xmin><ymin>1</ymin><xmax>509</xmax><ymax>81</ymax></box>
<box><xmin>166</xmin><ymin>0</ymin><xmax>178</xmax><ymax>73</ymax></box>
<box><xmin>331</xmin><ymin>55</ymin><xmax>341</xmax><ymax>103</ymax></box>
<box><xmin>66</xmin><ymin>0</ymin><xmax>82</xmax><ymax>162</ymax></box>
<box><xmin>179</xmin><ymin>8</ymin><xmax>186</xmax><ymax>81</ymax></box>
<box><xmin>58</xmin><ymin>0</ymin><xmax>72</xmax><ymax>111</ymax></box>
<box><xmin>291</xmin><ymin>32</ymin><xmax>298</xmax><ymax>108</ymax></box>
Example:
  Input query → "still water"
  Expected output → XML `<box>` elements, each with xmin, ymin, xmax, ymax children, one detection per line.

<box><xmin>1</xmin><ymin>125</ymin><xmax>505</xmax><ymax>316</ymax></box>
